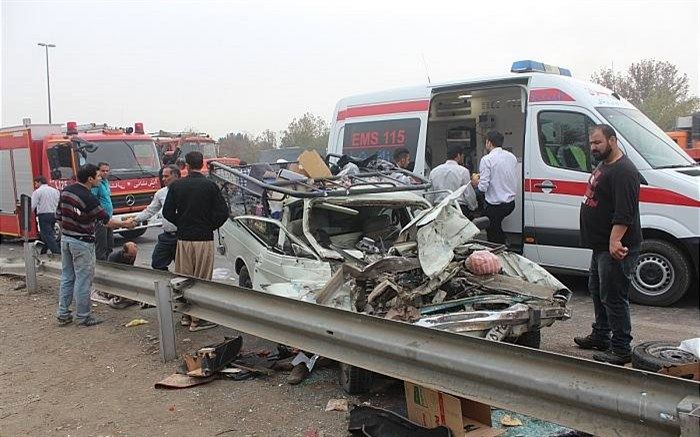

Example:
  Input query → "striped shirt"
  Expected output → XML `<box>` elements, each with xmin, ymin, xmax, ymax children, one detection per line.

<box><xmin>56</xmin><ymin>183</ymin><xmax>109</xmax><ymax>239</ymax></box>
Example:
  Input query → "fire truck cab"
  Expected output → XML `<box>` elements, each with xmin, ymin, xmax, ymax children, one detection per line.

<box><xmin>153</xmin><ymin>131</ymin><xmax>240</xmax><ymax>176</ymax></box>
<box><xmin>0</xmin><ymin>121</ymin><xmax>162</xmax><ymax>241</ymax></box>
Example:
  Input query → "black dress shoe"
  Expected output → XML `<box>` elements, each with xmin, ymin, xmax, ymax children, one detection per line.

<box><xmin>592</xmin><ymin>349</ymin><xmax>631</xmax><ymax>365</ymax></box>
<box><xmin>574</xmin><ymin>334</ymin><xmax>611</xmax><ymax>351</ymax></box>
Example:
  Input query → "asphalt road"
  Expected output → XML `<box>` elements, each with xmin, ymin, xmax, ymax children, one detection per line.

<box><xmin>2</xmin><ymin>226</ymin><xmax>698</xmax><ymax>355</ymax></box>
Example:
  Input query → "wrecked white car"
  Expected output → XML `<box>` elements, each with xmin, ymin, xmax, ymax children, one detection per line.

<box><xmin>210</xmin><ymin>159</ymin><xmax>571</xmax><ymax>392</ymax></box>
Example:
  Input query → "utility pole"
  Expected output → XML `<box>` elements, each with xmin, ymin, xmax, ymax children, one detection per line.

<box><xmin>37</xmin><ymin>42</ymin><xmax>56</xmax><ymax>123</ymax></box>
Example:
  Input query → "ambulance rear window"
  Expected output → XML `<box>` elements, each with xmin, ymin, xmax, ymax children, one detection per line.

<box><xmin>342</xmin><ymin>118</ymin><xmax>421</xmax><ymax>163</ymax></box>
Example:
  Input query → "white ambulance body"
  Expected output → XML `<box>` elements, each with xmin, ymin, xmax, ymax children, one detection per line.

<box><xmin>327</xmin><ymin>60</ymin><xmax>700</xmax><ymax>306</ymax></box>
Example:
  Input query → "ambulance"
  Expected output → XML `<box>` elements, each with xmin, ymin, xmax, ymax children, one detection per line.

<box><xmin>327</xmin><ymin>60</ymin><xmax>700</xmax><ymax>306</ymax></box>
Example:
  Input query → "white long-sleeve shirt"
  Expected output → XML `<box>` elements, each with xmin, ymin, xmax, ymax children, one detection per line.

<box><xmin>477</xmin><ymin>147</ymin><xmax>518</xmax><ymax>205</ymax></box>
<box><xmin>429</xmin><ymin>160</ymin><xmax>478</xmax><ymax>210</ymax></box>
<box><xmin>134</xmin><ymin>186</ymin><xmax>176</xmax><ymax>233</ymax></box>
<box><xmin>31</xmin><ymin>184</ymin><xmax>60</xmax><ymax>214</ymax></box>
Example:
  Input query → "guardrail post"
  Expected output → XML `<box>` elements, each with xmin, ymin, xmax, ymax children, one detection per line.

<box><xmin>678</xmin><ymin>396</ymin><xmax>700</xmax><ymax>437</ymax></box>
<box><xmin>23</xmin><ymin>241</ymin><xmax>38</xmax><ymax>294</ymax></box>
<box><xmin>19</xmin><ymin>194</ymin><xmax>37</xmax><ymax>294</ymax></box>
<box><xmin>154</xmin><ymin>280</ymin><xmax>177</xmax><ymax>362</ymax></box>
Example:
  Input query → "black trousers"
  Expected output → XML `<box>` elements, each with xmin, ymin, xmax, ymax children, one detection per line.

<box><xmin>151</xmin><ymin>232</ymin><xmax>178</xmax><ymax>271</ymax></box>
<box><xmin>95</xmin><ymin>222</ymin><xmax>114</xmax><ymax>261</ymax></box>
<box><xmin>484</xmin><ymin>201</ymin><xmax>515</xmax><ymax>244</ymax></box>
<box><xmin>37</xmin><ymin>213</ymin><xmax>61</xmax><ymax>254</ymax></box>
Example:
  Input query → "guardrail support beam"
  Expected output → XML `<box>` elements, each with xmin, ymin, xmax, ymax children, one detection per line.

<box><xmin>154</xmin><ymin>280</ymin><xmax>177</xmax><ymax>362</ymax></box>
<box><xmin>23</xmin><ymin>241</ymin><xmax>38</xmax><ymax>294</ymax></box>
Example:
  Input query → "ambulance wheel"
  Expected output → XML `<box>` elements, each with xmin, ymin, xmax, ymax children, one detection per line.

<box><xmin>631</xmin><ymin>239</ymin><xmax>691</xmax><ymax>307</ymax></box>
<box><xmin>238</xmin><ymin>265</ymin><xmax>252</xmax><ymax>289</ymax></box>
<box><xmin>339</xmin><ymin>363</ymin><xmax>373</xmax><ymax>394</ymax></box>
<box><xmin>119</xmin><ymin>228</ymin><xmax>147</xmax><ymax>241</ymax></box>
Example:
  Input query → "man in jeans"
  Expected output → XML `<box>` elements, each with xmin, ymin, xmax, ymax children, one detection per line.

<box><xmin>163</xmin><ymin>151</ymin><xmax>229</xmax><ymax>332</ymax></box>
<box><xmin>92</xmin><ymin>162</ymin><xmax>114</xmax><ymax>260</ymax></box>
<box><xmin>125</xmin><ymin>164</ymin><xmax>180</xmax><ymax>270</ymax></box>
<box><xmin>55</xmin><ymin>163</ymin><xmax>125</xmax><ymax>327</ymax></box>
<box><xmin>31</xmin><ymin>176</ymin><xmax>61</xmax><ymax>255</ymax></box>
<box><xmin>575</xmin><ymin>124</ymin><xmax>641</xmax><ymax>365</ymax></box>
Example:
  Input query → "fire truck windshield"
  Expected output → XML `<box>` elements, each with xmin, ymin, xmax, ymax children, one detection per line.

<box><xmin>80</xmin><ymin>140</ymin><xmax>160</xmax><ymax>176</ymax></box>
<box><xmin>180</xmin><ymin>142</ymin><xmax>217</xmax><ymax>159</ymax></box>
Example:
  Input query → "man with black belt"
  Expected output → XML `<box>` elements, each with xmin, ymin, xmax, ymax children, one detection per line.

<box><xmin>575</xmin><ymin>124</ymin><xmax>641</xmax><ymax>365</ymax></box>
<box><xmin>55</xmin><ymin>164</ymin><xmax>124</xmax><ymax>327</ymax></box>
<box><xmin>472</xmin><ymin>130</ymin><xmax>517</xmax><ymax>244</ymax></box>
<box><xmin>163</xmin><ymin>151</ymin><xmax>229</xmax><ymax>332</ymax></box>
<box><xmin>125</xmin><ymin>164</ymin><xmax>181</xmax><ymax>271</ymax></box>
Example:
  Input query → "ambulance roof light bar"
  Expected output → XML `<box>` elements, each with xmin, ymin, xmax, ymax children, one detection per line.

<box><xmin>511</xmin><ymin>60</ymin><xmax>572</xmax><ymax>77</ymax></box>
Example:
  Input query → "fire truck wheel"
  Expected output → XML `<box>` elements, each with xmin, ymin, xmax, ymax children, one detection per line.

<box><xmin>118</xmin><ymin>228</ymin><xmax>148</xmax><ymax>241</ymax></box>
<box><xmin>630</xmin><ymin>239</ymin><xmax>691</xmax><ymax>307</ymax></box>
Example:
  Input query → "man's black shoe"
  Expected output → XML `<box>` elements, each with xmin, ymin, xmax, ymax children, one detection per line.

<box><xmin>574</xmin><ymin>334</ymin><xmax>610</xmax><ymax>351</ymax></box>
<box><xmin>592</xmin><ymin>349</ymin><xmax>631</xmax><ymax>366</ymax></box>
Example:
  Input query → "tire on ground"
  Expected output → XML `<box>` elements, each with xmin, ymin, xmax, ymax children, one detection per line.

<box><xmin>630</xmin><ymin>239</ymin><xmax>691</xmax><ymax>307</ymax></box>
<box><xmin>339</xmin><ymin>362</ymin><xmax>373</xmax><ymax>395</ymax></box>
<box><xmin>631</xmin><ymin>341</ymin><xmax>698</xmax><ymax>372</ymax></box>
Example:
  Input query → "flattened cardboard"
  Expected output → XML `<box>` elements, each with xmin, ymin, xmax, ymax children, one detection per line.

<box><xmin>404</xmin><ymin>382</ymin><xmax>504</xmax><ymax>437</ymax></box>
<box><xmin>298</xmin><ymin>149</ymin><xmax>332</xmax><ymax>179</ymax></box>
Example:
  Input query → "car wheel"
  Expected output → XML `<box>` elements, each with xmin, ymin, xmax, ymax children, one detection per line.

<box><xmin>339</xmin><ymin>362</ymin><xmax>373</xmax><ymax>395</ymax></box>
<box><xmin>514</xmin><ymin>329</ymin><xmax>541</xmax><ymax>349</ymax></box>
<box><xmin>631</xmin><ymin>239</ymin><xmax>691</xmax><ymax>306</ymax></box>
<box><xmin>118</xmin><ymin>228</ymin><xmax>148</xmax><ymax>241</ymax></box>
<box><xmin>631</xmin><ymin>341</ymin><xmax>698</xmax><ymax>372</ymax></box>
<box><xmin>238</xmin><ymin>265</ymin><xmax>252</xmax><ymax>289</ymax></box>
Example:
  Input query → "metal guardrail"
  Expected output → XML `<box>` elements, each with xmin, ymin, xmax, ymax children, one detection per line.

<box><xmin>2</xmin><ymin>256</ymin><xmax>699</xmax><ymax>437</ymax></box>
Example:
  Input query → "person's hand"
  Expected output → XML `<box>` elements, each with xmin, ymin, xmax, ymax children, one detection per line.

<box><xmin>122</xmin><ymin>218</ymin><xmax>137</xmax><ymax>229</ymax></box>
<box><xmin>471</xmin><ymin>173</ymin><xmax>480</xmax><ymax>187</ymax></box>
<box><xmin>106</xmin><ymin>219</ymin><xmax>123</xmax><ymax>230</ymax></box>
<box><xmin>609</xmin><ymin>239</ymin><xmax>629</xmax><ymax>260</ymax></box>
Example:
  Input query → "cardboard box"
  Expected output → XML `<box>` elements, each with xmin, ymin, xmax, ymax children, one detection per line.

<box><xmin>659</xmin><ymin>362</ymin><xmax>700</xmax><ymax>380</ymax></box>
<box><xmin>297</xmin><ymin>149</ymin><xmax>332</xmax><ymax>179</ymax></box>
<box><xmin>404</xmin><ymin>382</ymin><xmax>504</xmax><ymax>437</ymax></box>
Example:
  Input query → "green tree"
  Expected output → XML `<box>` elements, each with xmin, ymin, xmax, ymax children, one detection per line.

<box><xmin>591</xmin><ymin>59</ymin><xmax>700</xmax><ymax>130</ymax></box>
<box><xmin>280</xmin><ymin>112</ymin><xmax>330</xmax><ymax>153</ymax></box>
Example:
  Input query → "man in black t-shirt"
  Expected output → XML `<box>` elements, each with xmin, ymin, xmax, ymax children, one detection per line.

<box><xmin>575</xmin><ymin>124</ymin><xmax>641</xmax><ymax>365</ymax></box>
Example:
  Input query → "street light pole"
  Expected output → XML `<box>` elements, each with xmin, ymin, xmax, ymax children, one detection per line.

<box><xmin>37</xmin><ymin>43</ymin><xmax>56</xmax><ymax>123</ymax></box>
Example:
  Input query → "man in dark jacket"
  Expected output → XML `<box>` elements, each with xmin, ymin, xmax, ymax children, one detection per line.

<box><xmin>163</xmin><ymin>151</ymin><xmax>229</xmax><ymax>331</ymax></box>
<box><xmin>575</xmin><ymin>124</ymin><xmax>641</xmax><ymax>365</ymax></box>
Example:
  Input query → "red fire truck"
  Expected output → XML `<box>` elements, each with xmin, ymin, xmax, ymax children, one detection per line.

<box><xmin>153</xmin><ymin>131</ymin><xmax>240</xmax><ymax>176</ymax></box>
<box><xmin>0</xmin><ymin>121</ymin><xmax>162</xmax><ymax>241</ymax></box>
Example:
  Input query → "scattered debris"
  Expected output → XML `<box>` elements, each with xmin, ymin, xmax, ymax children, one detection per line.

<box><xmin>324</xmin><ymin>398</ymin><xmax>349</xmax><ymax>412</ymax></box>
<box><xmin>500</xmin><ymin>415</ymin><xmax>523</xmax><ymax>427</ymax></box>
<box><xmin>124</xmin><ymin>319</ymin><xmax>149</xmax><ymax>327</ymax></box>
<box><xmin>155</xmin><ymin>374</ymin><xmax>215</xmax><ymax>389</ymax></box>
<box><xmin>185</xmin><ymin>336</ymin><xmax>243</xmax><ymax>377</ymax></box>
<box><xmin>348</xmin><ymin>405</ymin><xmax>450</xmax><ymax>437</ymax></box>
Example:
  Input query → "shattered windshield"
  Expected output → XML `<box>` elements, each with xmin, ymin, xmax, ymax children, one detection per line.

<box><xmin>180</xmin><ymin>142</ymin><xmax>217</xmax><ymax>159</ymax></box>
<box><xmin>81</xmin><ymin>140</ymin><xmax>160</xmax><ymax>176</ymax></box>
<box><xmin>597</xmin><ymin>107</ymin><xmax>696</xmax><ymax>169</ymax></box>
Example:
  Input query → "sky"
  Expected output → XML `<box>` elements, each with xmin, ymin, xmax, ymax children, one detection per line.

<box><xmin>1</xmin><ymin>0</ymin><xmax>698</xmax><ymax>139</ymax></box>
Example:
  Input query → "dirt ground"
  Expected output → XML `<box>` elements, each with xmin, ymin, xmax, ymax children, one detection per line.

<box><xmin>1</xmin><ymin>272</ymin><xmax>698</xmax><ymax>437</ymax></box>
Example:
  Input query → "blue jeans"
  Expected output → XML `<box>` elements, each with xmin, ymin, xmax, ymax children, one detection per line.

<box><xmin>37</xmin><ymin>213</ymin><xmax>61</xmax><ymax>254</ymax></box>
<box><xmin>151</xmin><ymin>232</ymin><xmax>177</xmax><ymax>271</ymax></box>
<box><xmin>58</xmin><ymin>236</ymin><xmax>96</xmax><ymax>320</ymax></box>
<box><xmin>589</xmin><ymin>247</ymin><xmax>640</xmax><ymax>354</ymax></box>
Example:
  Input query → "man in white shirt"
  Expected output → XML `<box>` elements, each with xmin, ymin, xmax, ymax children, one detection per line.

<box><xmin>429</xmin><ymin>144</ymin><xmax>478</xmax><ymax>216</ymax></box>
<box><xmin>124</xmin><ymin>165</ymin><xmax>180</xmax><ymax>270</ymax></box>
<box><xmin>472</xmin><ymin>130</ymin><xmax>518</xmax><ymax>244</ymax></box>
<box><xmin>31</xmin><ymin>176</ymin><xmax>61</xmax><ymax>254</ymax></box>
